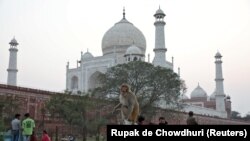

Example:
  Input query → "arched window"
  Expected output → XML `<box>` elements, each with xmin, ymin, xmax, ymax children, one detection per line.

<box><xmin>133</xmin><ymin>57</ymin><xmax>137</xmax><ymax>61</ymax></box>
<box><xmin>71</xmin><ymin>76</ymin><xmax>78</xmax><ymax>89</ymax></box>
<box><xmin>88</xmin><ymin>71</ymin><xmax>103</xmax><ymax>90</ymax></box>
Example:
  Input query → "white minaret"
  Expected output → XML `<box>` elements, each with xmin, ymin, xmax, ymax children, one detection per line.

<box><xmin>214</xmin><ymin>52</ymin><xmax>226</xmax><ymax>112</ymax></box>
<box><xmin>66</xmin><ymin>61</ymin><xmax>69</xmax><ymax>90</ymax></box>
<box><xmin>178</xmin><ymin>67</ymin><xmax>180</xmax><ymax>77</ymax></box>
<box><xmin>7</xmin><ymin>37</ymin><xmax>19</xmax><ymax>86</ymax></box>
<box><xmin>152</xmin><ymin>7</ymin><xmax>168</xmax><ymax>68</ymax></box>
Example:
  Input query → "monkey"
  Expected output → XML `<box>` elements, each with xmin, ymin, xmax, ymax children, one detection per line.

<box><xmin>112</xmin><ymin>83</ymin><xmax>139</xmax><ymax>125</ymax></box>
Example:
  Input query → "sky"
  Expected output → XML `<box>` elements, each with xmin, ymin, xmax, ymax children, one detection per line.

<box><xmin>0</xmin><ymin>0</ymin><xmax>249</xmax><ymax>116</ymax></box>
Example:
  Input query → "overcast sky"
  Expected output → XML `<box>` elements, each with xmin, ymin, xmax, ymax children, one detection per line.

<box><xmin>0</xmin><ymin>0</ymin><xmax>249</xmax><ymax>116</ymax></box>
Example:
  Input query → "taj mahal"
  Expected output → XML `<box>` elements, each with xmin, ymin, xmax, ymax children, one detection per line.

<box><xmin>64</xmin><ymin>8</ymin><xmax>231</xmax><ymax>118</ymax></box>
<box><xmin>66</xmin><ymin>8</ymin><xmax>173</xmax><ymax>93</ymax></box>
<box><xmin>5</xmin><ymin>8</ymin><xmax>231</xmax><ymax>119</ymax></box>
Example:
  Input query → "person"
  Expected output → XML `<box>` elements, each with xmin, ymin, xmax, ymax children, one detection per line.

<box><xmin>186</xmin><ymin>111</ymin><xmax>198</xmax><ymax>125</ymax></box>
<box><xmin>158</xmin><ymin>117</ymin><xmax>168</xmax><ymax>125</ymax></box>
<box><xmin>41</xmin><ymin>130</ymin><xmax>51</xmax><ymax>141</ymax></box>
<box><xmin>22</xmin><ymin>113</ymin><xmax>36</xmax><ymax>141</ymax></box>
<box><xmin>137</xmin><ymin>115</ymin><xmax>145</xmax><ymax>125</ymax></box>
<box><xmin>30</xmin><ymin>131</ymin><xmax>37</xmax><ymax>141</ymax></box>
<box><xmin>11</xmin><ymin>114</ymin><xmax>21</xmax><ymax>141</ymax></box>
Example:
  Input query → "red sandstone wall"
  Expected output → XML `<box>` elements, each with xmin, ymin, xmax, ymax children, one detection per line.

<box><xmin>0</xmin><ymin>83</ymin><xmax>249</xmax><ymax>129</ymax></box>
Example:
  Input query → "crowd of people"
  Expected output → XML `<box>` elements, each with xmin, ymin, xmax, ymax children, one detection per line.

<box><xmin>10</xmin><ymin>112</ymin><xmax>51</xmax><ymax>141</ymax></box>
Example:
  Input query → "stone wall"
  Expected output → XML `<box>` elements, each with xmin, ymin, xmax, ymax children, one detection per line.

<box><xmin>150</xmin><ymin>109</ymin><xmax>249</xmax><ymax>125</ymax></box>
<box><xmin>0</xmin><ymin>83</ymin><xmax>249</xmax><ymax>130</ymax></box>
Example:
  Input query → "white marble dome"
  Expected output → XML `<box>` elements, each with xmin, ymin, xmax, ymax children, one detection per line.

<box><xmin>190</xmin><ymin>84</ymin><xmax>208</xmax><ymax>99</ymax></box>
<box><xmin>81</xmin><ymin>52</ymin><xmax>94</xmax><ymax>61</ymax></box>
<box><xmin>125</xmin><ymin>44</ymin><xmax>142</xmax><ymax>55</ymax></box>
<box><xmin>102</xmin><ymin>17</ymin><xmax>146</xmax><ymax>56</ymax></box>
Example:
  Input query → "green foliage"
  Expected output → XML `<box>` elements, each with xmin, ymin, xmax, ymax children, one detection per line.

<box><xmin>45</xmin><ymin>92</ymin><xmax>114</xmax><ymax>139</ymax></box>
<box><xmin>0</xmin><ymin>95</ymin><xmax>20</xmax><ymax>120</ymax></box>
<box><xmin>243</xmin><ymin>114</ymin><xmax>250</xmax><ymax>121</ymax></box>
<box><xmin>93</xmin><ymin>61</ymin><xmax>186</xmax><ymax>115</ymax></box>
<box><xmin>87</xmin><ymin>118</ymin><xmax>107</xmax><ymax>136</ymax></box>
<box><xmin>231</xmin><ymin>111</ymin><xmax>250</xmax><ymax>121</ymax></box>
<box><xmin>0</xmin><ymin>118</ymin><xmax>4</xmax><ymax>130</ymax></box>
<box><xmin>0</xmin><ymin>96</ymin><xmax>16</xmax><ymax>141</ymax></box>
<box><xmin>231</xmin><ymin>111</ymin><xmax>242</xmax><ymax>119</ymax></box>
<box><xmin>45</xmin><ymin>93</ymin><xmax>93</xmax><ymax>134</ymax></box>
<box><xmin>0</xmin><ymin>117</ymin><xmax>4</xmax><ymax>141</ymax></box>
<box><xmin>46</xmin><ymin>94</ymin><xmax>89</xmax><ymax>119</ymax></box>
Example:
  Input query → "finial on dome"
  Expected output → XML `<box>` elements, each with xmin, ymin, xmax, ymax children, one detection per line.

<box><xmin>123</xmin><ymin>7</ymin><xmax>126</xmax><ymax>19</ymax></box>
<box><xmin>87</xmin><ymin>48</ymin><xmax>89</xmax><ymax>52</ymax></box>
<box><xmin>159</xmin><ymin>5</ymin><xmax>161</xmax><ymax>9</ymax></box>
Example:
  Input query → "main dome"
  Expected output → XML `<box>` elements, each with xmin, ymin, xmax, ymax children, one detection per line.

<box><xmin>101</xmin><ymin>16</ymin><xmax>146</xmax><ymax>56</ymax></box>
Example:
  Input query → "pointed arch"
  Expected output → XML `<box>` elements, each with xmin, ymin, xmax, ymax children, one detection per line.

<box><xmin>71</xmin><ymin>76</ymin><xmax>78</xmax><ymax>89</ymax></box>
<box><xmin>88</xmin><ymin>71</ymin><xmax>103</xmax><ymax>90</ymax></box>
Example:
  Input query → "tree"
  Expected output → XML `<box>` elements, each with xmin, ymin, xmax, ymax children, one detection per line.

<box><xmin>0</xmin><ymin>117</ymin><xmax>4</xmax><ymax>141</ymax></box>
<box><xmin>45</xmin><ymin>93</ymin><xmax>93</xmax><ymax>141</ymax></box>
<box><xmin>242</xmin><ymin>112</ymin><xmax>250</xmax><ymax>121</ymax></box>
<box><xmin>0</xmin><ymin>95</ymin><xmax>20</xmax><ymax>120</ymax></box>
<box><xmin>87</xmin><ymin>117</ymin><xmax>108</xmax><ymax>141</ymax></box>
<box><xmin>93</xmin><ymin>61</ymin><xmax>186</xmax><ymax>116</ymax></box>
<box><xmin>231</xmin><ymin>111</ymin><xmax>242</xmax><ymax>119</ymax></box>
<box><xmin>243</xmin><ymin>114</ymin><xmax>250</xmax><ymax>121</ymax></box>
<box><xmin>0</xmin><ymin>95</ymin><xmax>20</xmax><ymax>141</ymax></box>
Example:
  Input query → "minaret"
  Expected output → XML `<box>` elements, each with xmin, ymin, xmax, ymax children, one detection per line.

<box><xmin>7</xmin><ymin>37</ymin><xmax>19</xmax><ymax>86</ymax></box>
<box><xmin>214</xmin><ymin>52</ymin><xmax>226</xmax><ymax>112</ymax></box>
<box><xmin>152</xmin><ymin>7</ymin><xmax>168</xmax><ymax>68</ymax></box>
<box><xmin>66</xmin><ymin>61</ymin><xmax>69</xmax><ymax>90</ymax></box>
<box><xmin>172</xmin><ymin>56</ymin><xmax>174</xmax><ymax>70</ymax></box>
<box><xmin>178</xmin><ymin>67</ymin><xmax>180</xmax><ymax>77</ymax></box>
<box><xmin>148</xmin><ymin>54</ymin><xmax>150</xmax><ymax>63</ymax></box>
